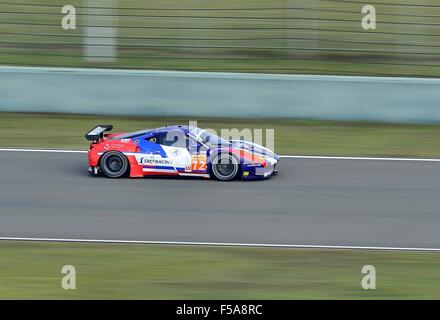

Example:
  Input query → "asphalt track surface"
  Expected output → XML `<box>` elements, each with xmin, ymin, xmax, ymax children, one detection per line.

<box><xmin>1</xmin><ymin>151</ymin><xmax>440</xmax><ymax>249</ymax></box>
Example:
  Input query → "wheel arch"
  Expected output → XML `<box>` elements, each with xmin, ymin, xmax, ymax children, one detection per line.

<box><xmin>99</xmin><ymin>150</ymin><xmax>131</xmax><ymax>178</ymax></box>
<box><xmin>208</xmin><ymin>149</ymin><xmax>242</xmax><ymax>181</ymax></box>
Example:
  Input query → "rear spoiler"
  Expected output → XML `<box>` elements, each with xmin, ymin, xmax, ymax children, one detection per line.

<box><xmin>85</xmin><ymin>125</ymin><xmax>113</xmax><ymax>141</ymax></box>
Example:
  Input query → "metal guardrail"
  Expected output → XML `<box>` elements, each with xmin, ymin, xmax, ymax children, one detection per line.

<box><xmin>1</xmin><ymin>0</ymin><xmax>440</xmax><ymax>77</ymax></box>
<box><xmin>0</xmin><ymin>66</ymin><xmax>440</xmax><ymax>123</ymax></box>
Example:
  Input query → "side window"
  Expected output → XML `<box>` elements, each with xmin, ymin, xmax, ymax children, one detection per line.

<box><xmin>149</xmin><ymin>131</ymin><xmax>189</xmax><ymax>148</ymax></box>
<box><xmin>161</xmin><ymin>132</ymin><xmax>181</xmax><ymax>147</ymax></box>
<box><xmin>147</xmin><ymin>133</ymin><xmax>170</xmax><ymax>145</ymax></box>
<box><xmin>189</xmin><ymin>135</ymin><xmax>208</xmax><ymax>152</ymax></box>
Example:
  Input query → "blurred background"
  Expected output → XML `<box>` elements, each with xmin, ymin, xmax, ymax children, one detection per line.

<box><xmin>1</xmin><ymin>0</ymin><xmax>440</xmax><ymax>77</ymax></box>
<box><xmin>1</xmin><ymin>0</ymin><xmax>440</xmax><ymax>300</ymax></box>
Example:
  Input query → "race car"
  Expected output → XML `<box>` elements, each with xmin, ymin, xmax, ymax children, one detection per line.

<box><xmin>85</xmin><ymin>125</ymin><xmax>279</xmax><ymax>181</ymax></box>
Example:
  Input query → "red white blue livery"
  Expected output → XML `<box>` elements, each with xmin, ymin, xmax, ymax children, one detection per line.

<box><xmin>86</xmin><ymin>125</ymin><xmax>279</xmax><ymax>181</ymax></box>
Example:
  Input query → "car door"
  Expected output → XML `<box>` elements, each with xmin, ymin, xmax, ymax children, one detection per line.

<box><xmin>132</xmin><ymin>134</ymin><xmax>174</xmax><ymax>169</ymax></box>
<box><xmin>186</xmin><ymin>135</ymin><xmax>208</xmax><ymax>173</ymax></box>
<box><xmin>158</xmin><ymin>130</ymin><xmax>209</xmax><ymax>174</ymax></box>
<box><xmin>155</xmin><ymin>130</ymin><xmax>193</xmax><ymax>172</ymax></box>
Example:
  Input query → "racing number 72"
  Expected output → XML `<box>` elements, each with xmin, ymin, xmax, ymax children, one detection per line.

<box><xmin>191</xmin><ymin>155</ymin><xmax>207</xmax><ymax>171</ymax></box>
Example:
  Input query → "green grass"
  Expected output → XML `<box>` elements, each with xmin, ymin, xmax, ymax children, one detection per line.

<box><xmin>0</xmin><ymin>241</ymin><xmax>439</xmax><ymax>299</ymax></box>
<box><xmin>1</xmin><ymin>112</ymin><xmax>440</xmax><ymax>157</ymax></box>
<box><xmin>2</xmin><ymin>112</ymin><xmax>440</xmax><ymax>299</ymax></box>
<box><xmin>1</xmin><ymin>0</ymin><xmax>440</xmax><ymax>77</ymax></box>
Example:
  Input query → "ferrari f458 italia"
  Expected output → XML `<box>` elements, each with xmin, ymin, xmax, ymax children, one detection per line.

<box><xmin>85</xmin><ymin>125</ymin><xmax>279</xmax><ymax>181</ymax></box>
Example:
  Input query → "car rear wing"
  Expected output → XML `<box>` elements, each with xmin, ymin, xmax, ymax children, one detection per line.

<box><xmin>85</xmin><ymin>125</ymin><xmax>113</xmax><ymax>141</ymax></box>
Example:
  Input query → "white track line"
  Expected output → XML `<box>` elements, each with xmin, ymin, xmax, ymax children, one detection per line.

<box><xmin>280</xmin><ymin>155</ymin><xmax>440</xmax><ymax>162</ymax></box>
<box><xmin>1</xmin><ymin>148</ymin><xmax>437</xmax><ymax>252</ymax></box>
<box><xmin>1</xmin><ymin>148</ymin><xmax>440</xmax><ymax>162</ymax></box>
<box><xmin>0</xmin><ymin>148</ymin><xmax>86</xmax><ymax>154</ymax></box>
<box><xmin>0</xmin><ymin>237</ymin><xmax>440</xmax><ymax>252</ymax></box>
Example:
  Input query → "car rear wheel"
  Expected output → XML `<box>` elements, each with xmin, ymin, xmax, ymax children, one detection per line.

<box><xmin>211</xmin><ymin>154</ymin><xmax>240</xmax><ymax>181</ymax></box>
<box><xmin>100</xmin><ymin>151</ymin><xmax>129</xmax><ymax>178</ymax></box>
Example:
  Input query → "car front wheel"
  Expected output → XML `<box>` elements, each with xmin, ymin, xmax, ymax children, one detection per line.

<box><xmin>211</xmin><ymin>154</ymin><xmax>240</xmax><ymax>181</ymax></box>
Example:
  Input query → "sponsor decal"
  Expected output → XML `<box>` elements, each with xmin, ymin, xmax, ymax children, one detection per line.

<box><xmin>136</xmin><ymin>154</ymin><xmax>173</xmax><ymax>166</ymax></box>
<box><xmin>192</xmin><ymin>155</ymin><xmax>206</xmax><ymax>161</ymax></box>
<box><xmin>171</xmin><ymin>148</ymin><xmax>179</xmax><ymax>157</ymax></box>
<box><xmin>104</xmin><ymin>143</ymin><xmax>124</xmax><ymax>150</ymax></box>
<box><xmin>121</xmin><ymin>139</ymin><xmax>131</xmax><ymax>143</ymax></box>
<box><xmin>246</xmin><ymin>161</ymin><xmax>263</xmax><ymax>167</ymax></box>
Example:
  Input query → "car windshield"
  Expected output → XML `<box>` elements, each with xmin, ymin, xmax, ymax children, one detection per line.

<box><xmin>190</xmin><ymin>128</ymin><xmax>229</xmax><ymax>147</ymax></box>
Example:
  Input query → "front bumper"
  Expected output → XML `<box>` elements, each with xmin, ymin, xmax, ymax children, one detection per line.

<box><xmin>242</xmin><ymin>157</ymin><xmax>279</xmax><ymax>179</ymax></box>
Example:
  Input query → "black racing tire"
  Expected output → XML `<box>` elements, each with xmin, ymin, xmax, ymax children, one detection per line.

<box><xmin>100</xmin><ymin>151</ymin><xmax>129</xmax><ymax>179</ymax></box>
<box><xmin>210</xmin><ymin>153</ymin><xmax>240</xmax><ymax>181</ymax></box>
